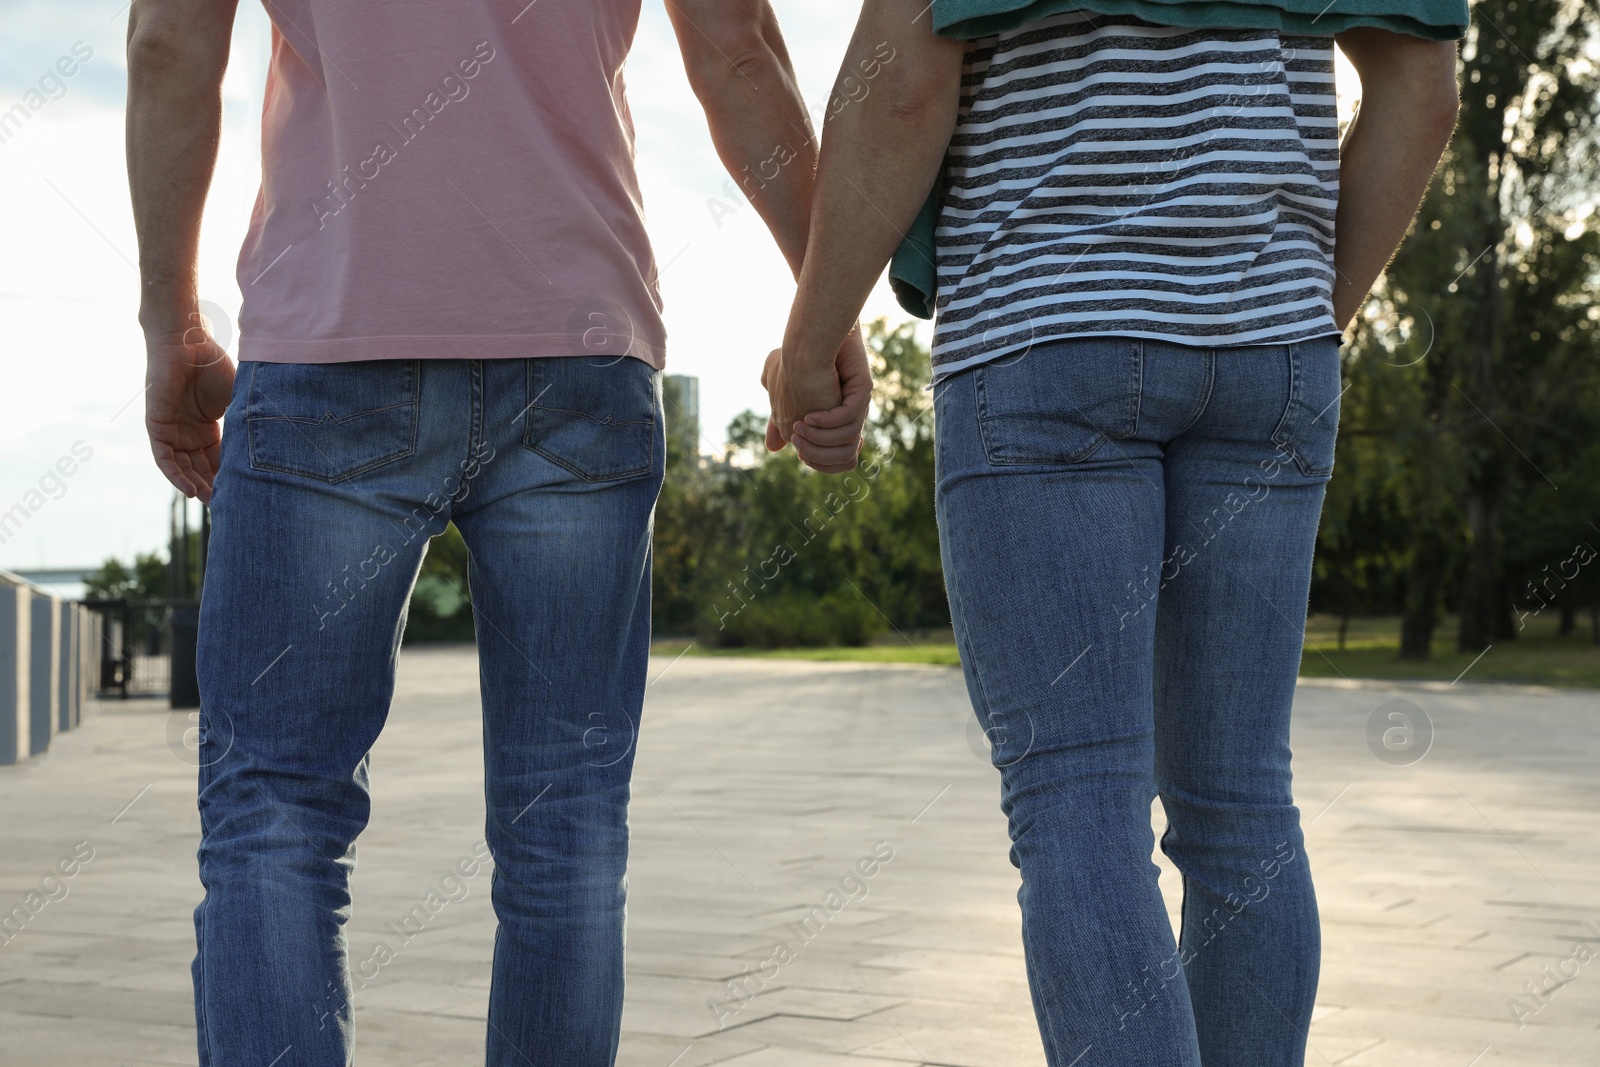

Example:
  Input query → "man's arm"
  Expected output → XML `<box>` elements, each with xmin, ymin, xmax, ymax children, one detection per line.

<box><xmin>1331</xmin><ymin>29</ymin><xmax>1460</xmax><ymax>329</ymax></box>
<box><xmin>667</xmin><ymin>0</ymin><xmax>875</xmax><ymax>472</ymax></box>
<box><xmin>772</xmin><ymin>0</ymin><xmax>964</xmax><ymax>468</ymax></box>
<box><xmin>126</xmin><ymin>0</ymin><xmax>239</xmax><ymax>503</ymax></box>
<box><xmin>666</xmin><ymin>0</ymin><xmax>816</xmax><ymax>276</ymax></box>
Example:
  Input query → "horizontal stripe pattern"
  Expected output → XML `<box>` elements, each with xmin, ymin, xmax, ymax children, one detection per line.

<box><xmin>931</xmin><ymin>12</ymin><xmax>1341</xmax><ymax>376</ymax></box>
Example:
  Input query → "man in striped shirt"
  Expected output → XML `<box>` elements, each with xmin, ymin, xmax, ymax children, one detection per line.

<box><xmin>767</xmin><ymin>4</ymin><xmax>1459</xmax><ymax>1065</ymax></box>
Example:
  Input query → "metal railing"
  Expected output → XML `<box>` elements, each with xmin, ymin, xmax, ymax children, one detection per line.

<box><xmin>81</xmin><ymin>599</ymin><xmax>199</xmax><ymax>703</ymax></box>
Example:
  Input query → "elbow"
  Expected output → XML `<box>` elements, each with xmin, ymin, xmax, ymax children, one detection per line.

<box><xmin>1345</xmin><ymin>35</ymin><xmax>1460</xmax><ymax>145</ymax></box>
<box><xmin>880</xmin><ymin>86</ymin><xmax>954</xmax><ymax>125</ymax></box>
<box><xmin>126</xmin><ymin>12</ymin><xmax>227</xmax><ymax>82</ymax></box>
<box><xmin>854</xmin><ymin>41</ymin><xmax>965</xmax><ymax>131</ymax></box>
<box><xmin>678</xmin><ymin>17</ymin><xmax>777</xmax><ymax>100</ymax></box>
<box><xmin>1426</xmin><ymin>81</ymin><xmax>1461</xmax><ymax>145</ymax></box>
<box><xmin>873</xmin><ymin>74</ymin><xmax>961</xmax><ymax>133</ymax></box>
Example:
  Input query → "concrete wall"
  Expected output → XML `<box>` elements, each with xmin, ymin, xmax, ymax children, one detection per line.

<box><xmin>0</xmin><ymin>573</ymin><xmax>91</xmax><ymax>766</ymax></box>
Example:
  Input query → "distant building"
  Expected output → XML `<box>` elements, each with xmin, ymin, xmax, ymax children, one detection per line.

<box><xmin>663</xmin><ymin>374</ymin><xmax>700</xmax><ymax>460</ymax></box>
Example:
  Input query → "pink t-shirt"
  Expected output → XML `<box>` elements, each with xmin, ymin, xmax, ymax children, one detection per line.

<box><xmin>236</xmin><ymin>0</ymin><xmax>665</xmax><ymax>368</ymax></box>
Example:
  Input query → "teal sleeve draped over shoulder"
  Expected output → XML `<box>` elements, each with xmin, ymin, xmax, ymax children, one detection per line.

<box><xmin>885</xmin><ymin>0</ymin><xmax>1470</xmax><ymax>319</ymax></box>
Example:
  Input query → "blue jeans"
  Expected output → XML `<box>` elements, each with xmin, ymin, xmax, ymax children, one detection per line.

<box><xmin>193</xmin><ymin>357</ymin><xmax>664</xmax><ymax>1067</ymax></box>
<box><xmin>935</xmin><ymin>337</ymin><xmax>1338</xmax><ymax>1066</ymax></box>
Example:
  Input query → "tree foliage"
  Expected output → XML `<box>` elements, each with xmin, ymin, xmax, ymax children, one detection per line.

<box><xmin>1323</xmin><ymin>1</ymin><xmax>1600</xmax><ymax>654</ymax></box>
<box><xmin>653</xmin><ymin>319</ymin><xmax>947</xmax><ymax>647</ymax></box>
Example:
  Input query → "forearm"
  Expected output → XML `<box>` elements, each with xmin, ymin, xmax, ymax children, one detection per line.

<box><xmin>126</xmin><ymin>1</ymin><xmax>235</xmax><ymax>336</ymax></box>
<box><xmin>671</xmin><ymin>2</ymin><xmax>816</xmax><ymax>278</ymax></box>
<box><xmin>782</xmin><ymin>4</ymin><xmax>964</xmax><ymax>368</ymax></box>
<box><xmin>1332</xmin><ymin>31</ymin><xmax>1459</xmax><ymax>328</ymax></box>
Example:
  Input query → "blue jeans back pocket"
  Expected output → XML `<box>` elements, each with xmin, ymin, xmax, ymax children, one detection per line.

<box><xmin>522</xmin><ymin>357</ymin><xmax>659</xmax><ymax>482</ymax></box>
<box><xmin>245</xmin><ymin>361</ymin><xmax>419</xmax><ymax>483</ymax></box>
<box><xmin>1270</xmin><ymin>338</ymin><xmax>1342</xmax><ymax>479</ymax></box>
<box><xmin>975</xmin><ymin>339</ymin><xmax>1143</xmax><ymax>465</ymax></box>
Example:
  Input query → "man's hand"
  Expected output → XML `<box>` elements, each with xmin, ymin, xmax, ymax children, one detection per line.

<box><xmin>127</xmin><ymin>0</ymin><xmax>238</xmax><ymax>500</ymax></box>
<box><xmin>144</xmin><ymin>322</ymin><xmax>234</xmax><ymax>503</ymax></box>
<box><xmin>771</xmin><ymin>0</ymin><xmax>962</xmax><ymax>467</ymax></box>
<box><xmin>762</xmin><ymin>328</ymin><xmax>872</xmax><ymax>474</ymax></box>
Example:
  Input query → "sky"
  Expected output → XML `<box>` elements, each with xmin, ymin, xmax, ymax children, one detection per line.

<box><xmin>0</xmin><ymin>0</ymin><xmax>1356</xmax><ymax>574</ymax></box>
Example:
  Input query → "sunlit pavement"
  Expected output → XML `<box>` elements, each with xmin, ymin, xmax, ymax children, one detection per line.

<box><xmin>2</xmin><ymin>646</ymin><xmax>1596</xmax><ymax>1066</ymax></box>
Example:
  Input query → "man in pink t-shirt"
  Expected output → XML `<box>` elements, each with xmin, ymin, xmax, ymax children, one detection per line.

<box><xmin>125</xmin><ymin>2</ymin><xmax>866</xmax><ymax>1063</ymax></box>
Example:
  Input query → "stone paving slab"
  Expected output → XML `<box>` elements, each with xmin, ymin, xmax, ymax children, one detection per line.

<box><xmin>2</xmin><ymin>648</ymin><xmax>1597</xmax><ymax>1065</ymax></box>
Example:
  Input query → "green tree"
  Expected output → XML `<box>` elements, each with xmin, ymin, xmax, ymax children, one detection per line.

<box><xmin>84</xmin><ymin>551</ymin><xmax>169</xmax><ymax>601</ymax></box>
<box><xmin>403</xmin><ymin>523</ymin><xmax>476</xmax><ymax>643</ymax></box>
<box><xmin>651</xmin><ymin>319</ymin><xmax>949</xmax><ymax>648</ymax></box>
<box><xmin>1330</xmin><ymin>2</ymin><xmax>1600</xmax><ymax>656</ymax></box>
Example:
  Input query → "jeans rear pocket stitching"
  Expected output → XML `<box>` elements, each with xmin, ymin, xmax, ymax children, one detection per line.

<box><xmin>1270</xmin><ymin>341</ymin><xmax>1337</xmax><ymax>479</ymax></box>
<box><xmin>521</xmin><ymin>361</ymin><xmax>658</xmax><ymax>483</ymax></box>
<box><xmin>1120</xmin><ymin>340</ymin><xmax>1143</xmax><ymax>441</ymax></box>
<box><xmin>244</xmin><ymin>361</ymin><xmax>420</xmax><ymax>483</ymax></box>
<box><xmin>973</xmin><ymin>343</ymin><xmax>1139</xmax><ymax>466</ymax></box>
<box><xmin>535</xmin><ymin>405</ymin><xmax>654</xmax><ymax>429</ymax></box>
<box><xmin>247</xmin><ymin>399</ymin><xmax>420</xmax><ymax>425</ymax></box>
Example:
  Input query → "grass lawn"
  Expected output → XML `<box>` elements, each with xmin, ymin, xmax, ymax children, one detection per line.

<box><xmin>1298</xmin><ymin>611</ymin><xmax>1600</xmax><ymax>689</ymax></box>
<box><xmin>654</xmin><ymin>612</ymin><xmax>1600</xmax><ymax>688</ymax></box>
<box><xmin>655</xmin><ymin>640</ymin><xmax>963</xmax><ymax>667</ymax></box>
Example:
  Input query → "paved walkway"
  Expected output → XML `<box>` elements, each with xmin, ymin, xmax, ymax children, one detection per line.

<box><xmin>2</xmin><ymin>648</ymin><xmax>1596</xmax><ymax>1066</ymax></box>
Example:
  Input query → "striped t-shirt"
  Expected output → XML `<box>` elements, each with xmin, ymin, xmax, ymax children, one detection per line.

<box><xmin>930</xmin><ymin>13</ymin><xmax>1341</xmax><ymax>378</ymax></box>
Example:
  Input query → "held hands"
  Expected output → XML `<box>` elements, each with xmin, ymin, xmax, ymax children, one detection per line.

<box><xmin>761</xmin><ymin>326</ymin><xmax>873</xmax><ymax>474</ymax></box>
<box><xmin>144</xmin><ymin>316</ymin><xmax>235</xmax><ymax>504</ymax></box>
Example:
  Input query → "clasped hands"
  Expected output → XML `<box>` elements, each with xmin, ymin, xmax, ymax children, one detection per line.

<box><xmin>761</xmin><ymin>324</ymin><xmax>872</xmax><ymax>474</ymax></box>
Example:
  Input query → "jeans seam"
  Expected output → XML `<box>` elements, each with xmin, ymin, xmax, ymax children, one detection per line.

<box><xmin>194</xmin><ymin>901</ymin><xmax>211</xmax><ymax>1066</ymax></box>
<box><xmin>1125</xmin><ymin>340</ymin><xmax>1144</xmax><ymax>439</ymax></box>
<box><xmin>469</xmin><ymin>360</ymin><xmax>484</xmax><ymax>481</ymax></box>
<box><xmin>1273</xmin><ymin>342</ymin><xmax>1336</xmax><ymax>479</ymax></box>
<box><xmin>1172</xmin><ymin>350</ymin><xmax>1214</xmax><ymax>439</ymax></box>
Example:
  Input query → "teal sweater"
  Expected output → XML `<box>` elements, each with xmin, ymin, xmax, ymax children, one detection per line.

<box><xmin>886</xmin><ymin>0</ymin><xmax>1470</xmax><ymax>318</ymax></box>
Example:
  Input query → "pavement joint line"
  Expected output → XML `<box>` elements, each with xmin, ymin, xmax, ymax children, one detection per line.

<box><xmin>1450</xmin><ymin>782</ymin><xmax>1558</xmax><ymax>889</ymax></box>
<box><xmin>843</xmin><ymin>976</ymin><xmax>934</xmax><ymax>1064</ymax></box>
<box><xmin>16</xmin><ymin>651</ymin><xmax>1600</xmax><ymax>1065</ymax></box>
